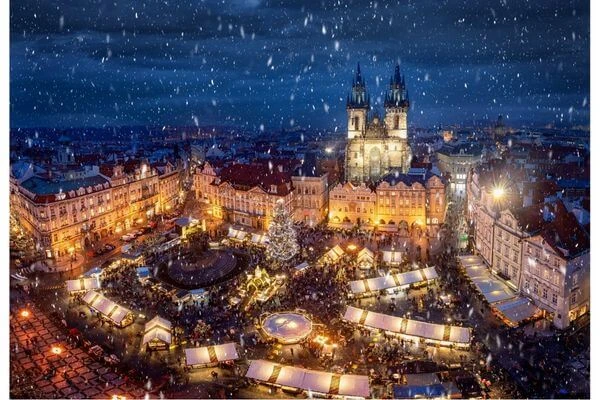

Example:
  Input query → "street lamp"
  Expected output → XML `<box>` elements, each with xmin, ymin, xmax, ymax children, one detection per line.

<box><xmin>50</xmin><ymin>345</ymin><xmax>63</xmax><ymax>355</ymax></box>
<box><xmin>491</xmin><ymin>186</ymin><xmax>505</xmax><ymax>200</ymax></box>
<box><xmin>20</xmin><ymin>310</ymin><xmax>30</xmax><ymax>318</ymax></box>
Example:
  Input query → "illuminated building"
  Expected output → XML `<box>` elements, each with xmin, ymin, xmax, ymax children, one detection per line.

<box><xmin>344</xmin><ymin>64</ymin><xmax>412</xmax><ymax>183</ymax></box>
<box><xmin>11</xmin><ymin>160</ymin><xmax>182</xmax><ymax>262</ymax></box>
<box><xmin>328</xmin><ymin>169</ymin><xmax>446</xmax><ymax>235</ymax></box>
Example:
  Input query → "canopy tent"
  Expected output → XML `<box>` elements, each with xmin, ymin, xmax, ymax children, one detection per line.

<box><xmin>245</xmin><ymin>360</ymin><xmax>370</xmax><ymax>398</ymax></box>
<box><xmin>349</xmin><ymin>267</ymin><xmax>438</xmax><ymax>295</ymax></box>
<box><xmin>185</xmin><ymin>342</ymin><xmax>239</xmax><ymax>367</ymax></box>
<box><xmin>189</xmin><ymin>288</ymin><xmax>208</xmax><ymax>299</ymax></box>
<box><xmin>228</xmin><ymin>227</ymin><xmax>249</xmax><ymax>241</ymax></box>
<box><xmin>458</xmin><ymin>255</ymin><xmax>517</xmax><ymax>305</ymax></box>
<box><xmin>356</xmin><ymin>248</ymin><xmax>375</xmax><ymax>268</ymax></box>
<box><xmin>381</xmin><ymin>249</ymin><xmax>404</xmax><ymax>265</ymax></box>
<box><xmin>251</xmin><ymin>233</ymin><xmax>269</xmax><ymax>245</ymax></box>
<box><xmin>393</xmin><ymin>383</ymin><xmax>448</xmax><ymax>399</ymax></box>
<box><xmin>343</xmin><ymin>306</ymin><xmax>471</xmax><ymax>347</ymax></box>
<box><xmin>136</xmin><ymin>266</ymin><xmax>151</xmax><ymax>280</ymax></box>
<box><xmin>493</xmin><ymin>296</ymin><xmax>541</xmax><ymax>327</ymax></box>
<box><xmin>142</xmin><ymin>316</ymin><xmax>172</xmax><ymax>350</ymax></box>
<box><xmin>66</xmin><ymin>277</ymin><xmax>101</xmax><ymax>293</ymax></box>
<box><xmin>295</xmin><ymin>262</ymin><xmax>310</xmax><ymax>273</ymax></box>
<box><xmin>82</xmin><ymin>290</ymin><xmax>134</xmax><ymax>327</ymax></box>
<box><xmin>320</xmin><ymin>245</ymin><xmax>345</xmax><ymax>263</ymax></box>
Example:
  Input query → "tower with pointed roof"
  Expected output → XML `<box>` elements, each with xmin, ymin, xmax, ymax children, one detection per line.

<box><xmin>344</xmin><ymin>63</ymin><xmax>412</xmax><ymax>183</ymax></box>
<box><xmin>347</xmin><ymin>63</ymin><xmax>370</xmax><ymax>140</ymax></box>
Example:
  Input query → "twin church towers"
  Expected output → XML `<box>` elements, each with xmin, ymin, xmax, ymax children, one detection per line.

<box><xmin>344</xmin><ymin>63</ymin><xmax>412</xmax><ymax>183</ymax></box>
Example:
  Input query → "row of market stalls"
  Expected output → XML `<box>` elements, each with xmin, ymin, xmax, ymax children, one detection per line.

<box><xmin>227</xmin><ymin>227</ymin><xmax>269</xmax><ymax>245</ymax></box>
<box><xmin>245</xmin><ymin>359</ymin><xmax>370</xmax><ymax>398</ymax></box>
<box><xmin>185</xmin><ymin>342</ymin><xmax>239</xmax><ymax>368</ymax></box>
<box><xmin>318</xmin><ymin>244</ymin><xmax>406</xmax><ymax>269</ymax></box>
<box><xmin>348</xmin><ymin>267</ymin><xmax>439</xmax><ymax>297</ymax></box>
<box><xmin>343</xmin><ymin>306</ymin><xmax>472</xmax><ymax>349</ymax></box>
<box><xmin>82</xmin><ymin>290</ymin><xmax>134</xmax><ymax>328</ymax></box>
<box><xmin>458</xmin><ymin>255</ymin><xmax>542</xmax><ymax>327</ymax></box>
<box><xmin>66</xmin><ymin>277</ymin><xmax>101</xmax><ymax>294</ymax></box>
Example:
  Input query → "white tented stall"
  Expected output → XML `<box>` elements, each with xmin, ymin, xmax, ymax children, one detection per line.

<box><xmin>185</xmin><ymin>342</ymin><xmax>239</xmax><ymax>367</ymax></box>
<box><xmin>228</xmin><ymin>227</ymin><xmax>249</xmax><ymax>241</ymax></box>
<box><xmin>320</xmin><ymin>245</ymin><xmax>345</xmax><ymax>264</ymax></box>
<box><xmin>343</xmin><ymin>306</ymin><xmax>471</xmax><ymax>348</ymax></box>
<box><xmin>381</xmin><ymin>248</ymin><xmax>404</xmax><ymax>265</ymax></box>
<box><xmin>66</xmin><ymin>277</ymin><xmax>101</xmax><ymax>293</ymax></box>
<box><xmin>251</xmin><ymin>233</ymin><xmax>269</xmax><ymax>245</ymax></box>
<box><xmin>142</xmin><ymin>316</ymin><xmax>172</xmax><ymax>350</ymax></box>
<box><xmin>82</xmin><ymin>290</ymin><xmax>134</xmax><ymax>327</ymax></box>
<box><xmin>349</xmin><ymin>267</ymin><xmax>439</xmax><ymax>295</ymax></box>
<box><xmin>295</xmin><ymin>262</ymin><xmax>310</xmax><ymax>273</ymax></box>
<box><xmin>245</xmin><ymin>360</ymin><xmax>370</xmax><ymax>398</ymax></box>
<box><xmin>356</xmin><ymin>248</ymin><xmax>375</xmax><ymax>268</ymax></box>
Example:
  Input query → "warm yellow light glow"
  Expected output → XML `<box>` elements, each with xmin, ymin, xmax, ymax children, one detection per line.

<box><xmin>20</xmin><ymin>310</ymin><xmax>30</xmax><ymax>318</ymax></box>
<box><xmin>347</xmin><ymin>244</ymin><xmax>357</xmax><ymax>251</ymax></box>
<box><xmin>288</xmin><ymin>321</ymin><xmax>298</xmax><ymax>329</ymax></box>
<box><xmin>136</xmin><ymin>218</ymin><xmax>144</xmax><ymax>224</ymax></box>
<box><xmin>492</xmin><ymin>186</ymin><xmax>505</xmax><ymax>199</ymax></box>
<box><xmin>50</xmin><ymin>346</ymin><xmax>62</xmax><ymax>355</ymax></box>
<box><xmin>115</xmin><ymin>227</ymin><xmax>122</xmax><ymax>234</ymax></box>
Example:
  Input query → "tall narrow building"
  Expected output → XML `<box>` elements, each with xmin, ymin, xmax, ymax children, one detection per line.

<box><xmin>345</xmin><ymin>64</ymin><xmax>412</xmax><ymax>183</ymax></box>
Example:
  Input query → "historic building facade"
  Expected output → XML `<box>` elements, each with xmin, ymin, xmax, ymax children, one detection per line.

<box><xmin>328</xmin><ymin>170</ymin><xmax>446</xmax><ymax>236</ymax></box>
<box><xmin>344</xmin><ymin>64</ymin><xmax>412</xmax><ymax>183</ymax></box>
<box><xmin>11</xmin><ymin>160</ymin><xmax>182</xmax><ymax>262</ymax></box>
<box><xmin>194</xmin><ymin>162</ymin><xmax>295</xmax><ymax>231</ymax></box>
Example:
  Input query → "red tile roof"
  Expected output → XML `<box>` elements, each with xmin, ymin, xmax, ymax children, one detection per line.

<box><xmin>215</xmin><ymin>163</ymin><xmax>293</xmax><ymax>195</ymax></box>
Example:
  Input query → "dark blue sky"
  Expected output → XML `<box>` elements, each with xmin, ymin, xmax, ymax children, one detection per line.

<box><xmin>10</xmin><ymin>0</ymin><xmax>589</xmax><ymax>130</ymax></box>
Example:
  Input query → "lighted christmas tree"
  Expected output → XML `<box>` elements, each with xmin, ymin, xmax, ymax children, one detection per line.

<box><xmin>266</xmin><ymin>199</ymin><xmax>299</xmax><ymax>265</ymax></box>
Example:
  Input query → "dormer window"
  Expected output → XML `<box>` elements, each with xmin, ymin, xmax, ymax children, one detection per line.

<box><xmin>270</xmin><ymin>185</ymin><xmax>277</xmax><ymax>193</ymax></box>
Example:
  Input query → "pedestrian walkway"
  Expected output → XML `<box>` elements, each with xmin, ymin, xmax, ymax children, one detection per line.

<box><xmin>10</xmin><ymin>302</ymin><xmax>148</xmax><ymax>399</ymax></box>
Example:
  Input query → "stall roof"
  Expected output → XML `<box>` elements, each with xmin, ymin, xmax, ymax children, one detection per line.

<box><xmin>295</xmin><ymin>262</ymin><xmax>310</xmax><ymax>272</ymax></box>
<box><xmin>349</xmin><ymin>267</ymin><xmax>438</xmax><ymax>295</ymax></box>
<box><xmin>381</xmin><ymin>249</ymin><xmax>404</xmax><ymax>264</ymax></box>
<box><xmin>185</xmin><ymin>343</ymin><xmax>239</xmax><ymax>366</ymax></box>
<box><xmin>393</xmin><ymin>383</ymin><xmax>447</xmax><ymax>399</ymax></box>
<box><xmin>459</xmin><ymin>254</ymin><xmax>518</xmax><ymax>305</ymax></box>
<box><xmin>136</xmin><ymin>266</ymin><xmax>151</xmax><ymax>279</ymax></box>
<box><xmin>320</xmin><ymin>245</ymin><xmax>345</xmax><ymax>263</ymax></box>
<box><xmin>142</xmin><ymin>315</ymin><xmax>172</xmax><ymax>345</ymax></box>
<box><xmin>82</xmin><ymin>291</ymin><xmax>132</xmax><ymax>325</ymax></box>
<box><xmin>245</xmin><ymin>360</ymin><xmax>370</xmax><ymax>398</ymax></box>
<box><xmin>494</xmin><ymin>296</ymin><xmax>541</xmax><ymax>325</ymax></box>
<box><xmin>66</xmin><ymin>277</ymin><xmax>101</xmax><ymax>292</ymax></box>
<box><xmin>356</xmin><ymin>248</ymin><xmax>375</xmax><ymax>264</ymax></box>
<box><xmin>343</xmin><ymin>306</ymin><xmax>471</xmax><ymax>344</ymax></box>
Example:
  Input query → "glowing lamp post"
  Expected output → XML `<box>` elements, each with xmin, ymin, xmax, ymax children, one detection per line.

<box><xmin>20</xmin><ymin>310</ymin><xmax>30</xmax><ymax>318</ymax></box>
<box><xmin>50</xmin><ymin>345</ymin><xmax>63</xmax><ymax>355</ymax></box>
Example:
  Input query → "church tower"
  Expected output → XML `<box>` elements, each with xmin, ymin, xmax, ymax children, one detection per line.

<box><xmin>347</xmin><ymin>63</ymin><xmax>370</xmax><ymax>139</ymax></box>
<box><xmin>384</xmin><ymin>64</ymin><xmax>409</xmax><ymax>139</ymax></box>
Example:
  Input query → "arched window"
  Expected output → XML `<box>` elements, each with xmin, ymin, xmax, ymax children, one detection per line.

<box><xmin>394</xmin><ymin>115</ymin><xmax>400</xmax><ymax>129</ymax></box>
<box><xmin>353</xmin><ymin>116</ymin><xmax>359</xmax><ymax>129</ymax></box>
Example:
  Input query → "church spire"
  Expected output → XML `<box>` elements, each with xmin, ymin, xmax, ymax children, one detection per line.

<box><xmin>347</xmin><ymin>62</ymin><xmax>369</xmax><ymax>109</ymax></box>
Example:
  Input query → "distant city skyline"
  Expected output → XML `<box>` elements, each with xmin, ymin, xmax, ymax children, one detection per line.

<box><xmin>10</xmin><ymin>0</ymin><xmax>589</xmax><ymax>129</ymax></box>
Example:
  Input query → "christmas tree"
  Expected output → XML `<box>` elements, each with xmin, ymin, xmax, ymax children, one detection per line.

<box><xmin>266</xmin><ymin>199</ymin><xmax>299</xmax><ymax>264</ymax></box>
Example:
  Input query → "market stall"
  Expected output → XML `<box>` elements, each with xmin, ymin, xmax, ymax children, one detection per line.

<box><xmin>343</xmin><ymin>306</ymin><xmax>471</xmax><ymax>349</ymax></box>
<box><xmin>348</xmin><ymin>267</ymin><xmax>438</xmax><ymax>296</ymax></box>
<box><xmin>381</xmin><ymin>248</ymin><xmax>404</xmax><ymax>265</ymax></box>
<box><xmin>184</xmin><ymin>342</ymin><xmax>239</xmax><ymax>367</ymax></box>
<box><xmin>142</xmin><ymin>316</ymin><xmax>172</xmax><ymax>351</ymax></box>
<box><xmin>82</xmin><ymin>290</ymin><xmax>134</xmax><ymax>328</ymax></box>
<box><xmin>320</xmin><ymin>245</ymin><xmax>345</xmax><ymax>264</ymax></box>
<box><xmin>66</xmin><ymin>277</ymin><xmax>101</xmax><ymax>294</ymax></box>
<box><xmin>356</xmin><ymin>248</ymin><xmax>375</xmax><ymax>269</ymax></box>
<box><xmin>245</xmin><ymin>359</ymin><xmax>370</xmax><ymax>398</ymax></box>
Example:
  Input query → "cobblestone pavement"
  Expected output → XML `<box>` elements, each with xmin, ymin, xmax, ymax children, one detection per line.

<box><xmin>10</xmin><ymin>293</ymin><xmax>149</xmax><ymax>399</ymax></box>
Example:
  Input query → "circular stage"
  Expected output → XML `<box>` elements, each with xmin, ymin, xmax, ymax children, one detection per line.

<box><xmin>261</xmin><ymin>312</ymin><xmax>313</xmax><ymax>344</ymax></box>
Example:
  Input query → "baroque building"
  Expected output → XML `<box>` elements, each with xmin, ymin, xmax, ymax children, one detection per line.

<box><xmin>345</xmin><ymin>64</ymin><xmax>412</xmax><ymax>183</ymax></box>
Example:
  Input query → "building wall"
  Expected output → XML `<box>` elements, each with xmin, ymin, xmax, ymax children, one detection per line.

<box><xmin>328</xmin><ymin>176</ymin><xmax>446</xmax><ymax>234</ymax></box>
<box><xmin>292</xmin><ymin>174</ymin><xmax>329</xmax><ymax>226</ymax></box>
<box><xmin>521</xmin><ymin>235</ymin><xmax>589</xmax><ymax>329</ymax></box>
<box><xmin>492</xmin><ymin>211</ymin><xmax>524</xmax><ymax>290</ymax></box>
<box><xmin>345</xmin><ymin>137</ymin><xmax>411</xmax><ymax>182</ymax></box>
<box><xmin>13</xmin><ymin>163</ymin><xmax>182</xmax><ymax>259</ymax></box>
<box><xmin>437</xmin><ymin>152</ymin><xmax>480</xmax><ymax>200</ymax></box>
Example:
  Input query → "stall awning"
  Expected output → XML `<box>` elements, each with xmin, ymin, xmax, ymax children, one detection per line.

<box><xmin>381</xmin><ymin>249</ymin><xmax>404</xmax><ymax>264</ymax></box>
<box><xmin>82</xmin><ymin>291</ymin><xmax>132</xmax><ymax>325</ymax></box>
<box><xmin>251</xmin><ymin>233</ymin><xmax>269</xmax><ymax>245</ymax></box>
<box><xmin>320</xmin><ymin>245</ymin><xmax>345</xmax><ymax>263</ymax></box>
<box><xmin>66</xmin><ymin>277</ymin><xmax>101</xmax><ymax>292</ymax></box>
<box><xmin>245</xmin><ymin>360</ymin><xmax>370</xmax><ymax>398</ymax></box>
<box><xmin>136</xmin><ymin>267</ymin><xmax>151</xmax><ymax>279</ymax></box>
<box><xmin>458</xmin><ymin>254</ymin><xmax>518</xmax><ymax>305</ymax></box>
<box><xmin>185</xmin><ymin>343</ymin><xmax>239</xmax><ymax>366</ymax></box>
<box><xmin>343</xmin><ymin>306</ymin><xmax>471</xmax><ymax>344</ymax></box>
<box><xmin>494</xmin><ymin>296</ymin><xmax>541</xmax><ymax>325</ymax></box>
<box><xmin>295</xmin><ymin>262</ymin><xmax>310</xmax><ymax>272</ymax></box>
<box><xmin>349</xmin><ymin>267</ymin><xmax>438</xmax><ymax>295</ymax></box>
<box><xmin>142</xmin><ymin>316</ymin><xmax>172</xmax><ymax>345</ymax></box>
<box><xmin>356</xmin><ymin>248</ymin><xmax>375</xmax><ymax>264</ymax></box>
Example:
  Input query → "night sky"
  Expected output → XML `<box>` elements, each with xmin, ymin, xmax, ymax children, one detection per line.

<box><xmin>10</xmin><ymin>0</ymin><xmax>589</xmax><ymax>130</ymax></box>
